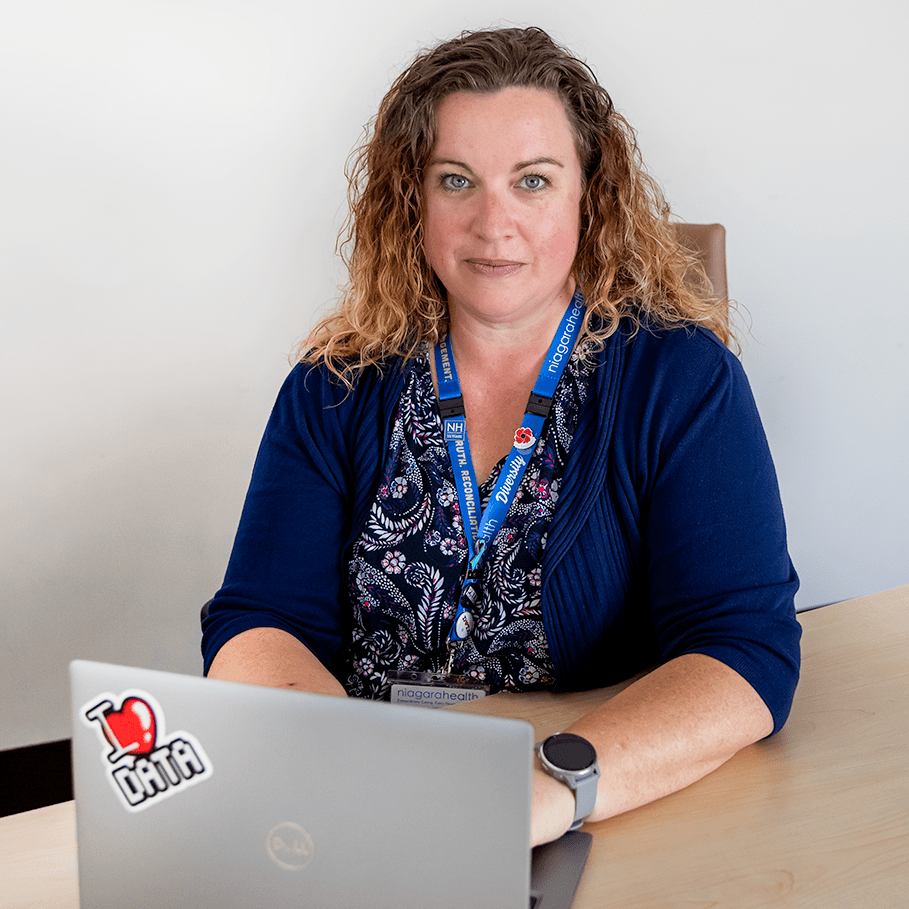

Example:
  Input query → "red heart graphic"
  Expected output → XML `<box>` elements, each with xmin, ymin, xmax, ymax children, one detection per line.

<box><xmin>104</xmin><ymin>698</ymin><xmax>157</xmax><ymax>756</ymax></box>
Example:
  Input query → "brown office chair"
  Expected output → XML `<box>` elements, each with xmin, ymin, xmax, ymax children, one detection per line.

<box><xmin>672</xmin><ymin>222</ymin><xmax>728</xmax><ymax>305</ymax></box>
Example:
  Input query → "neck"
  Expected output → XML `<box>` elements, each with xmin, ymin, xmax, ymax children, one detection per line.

<box><xmin>447</xmin><ymin>286</ymin><xmax>576</xmax><ymax>376</ymax></box>
<box><xmin>432</xmin><ymin>286</ymin><xmax>580</xmax><ymax>484</ymax></box>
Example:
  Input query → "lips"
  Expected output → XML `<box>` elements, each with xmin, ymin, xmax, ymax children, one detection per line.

<box><xmin>465</xmin><ymin>259</ymin><xmax>524</xmax><ymax>277</ymax></box>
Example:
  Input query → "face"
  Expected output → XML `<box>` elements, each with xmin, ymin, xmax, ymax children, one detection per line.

<box><xmin>422</xmin><ymin>87</ymin><xmax>584</xmax><ymax>332</ymax></box>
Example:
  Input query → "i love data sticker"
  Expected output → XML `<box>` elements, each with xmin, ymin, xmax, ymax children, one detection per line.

<box><xmin>81</xmin><ymin>689</ymin><xmax>212</xmax><ymax>812</ymax></box>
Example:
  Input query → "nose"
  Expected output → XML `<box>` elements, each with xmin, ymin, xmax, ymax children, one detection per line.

<box><xmin>472</xmin><ymin>187</ymin><xmax>515</xmax><ymax>241</ymax></box>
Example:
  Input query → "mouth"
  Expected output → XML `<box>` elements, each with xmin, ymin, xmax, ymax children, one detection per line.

<box><xmin>465</xmin><ymin>259</ymin><xmax>524</xmax><ymax>277</ymax></box>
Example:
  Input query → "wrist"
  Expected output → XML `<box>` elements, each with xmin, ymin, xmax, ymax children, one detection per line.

<box><xmin>535</xmin><ymin>733</ymin><xmax>600</xmax><ymax>831</ymax></box>
<box><xmin>531</xmin><ymin>765</ymin><xmax>576</xmax><ymax>847</ymax></box>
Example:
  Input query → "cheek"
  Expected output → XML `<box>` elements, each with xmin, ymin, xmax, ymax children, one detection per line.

<box><xmin>538</xmin><ymin>204</ymin><xmax>581</xmax><ymax>264</ymax></box>
<box><xmin>422</xmin><ymin>202</ymin><xmax>453</xmax><ymax>270</ymax></box>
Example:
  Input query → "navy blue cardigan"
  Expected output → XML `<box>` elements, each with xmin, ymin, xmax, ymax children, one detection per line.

<box><xmin>202</xmin><ymin>322</ymin><xmax>801</xmax><ymax>732</ymax></box>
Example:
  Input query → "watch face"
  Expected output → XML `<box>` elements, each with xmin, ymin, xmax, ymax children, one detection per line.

<box><xmin>543</xmin><ymin>733</ymin><xmax>596</xmax><ymax>772</ymax></box>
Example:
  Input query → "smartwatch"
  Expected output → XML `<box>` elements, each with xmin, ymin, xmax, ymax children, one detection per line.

<box><xmin>536</xmin><ymin>733</ymin><xmax>600</xmax><ymax>830</ymax></box>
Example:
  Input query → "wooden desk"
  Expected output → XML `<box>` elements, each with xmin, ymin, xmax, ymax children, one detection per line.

<box><xmin>2</xmin><ymin>585</ymin><xmax>907</xmax><ymax>907</ymax></box>
<box><xmin>461</xmin><ymin>584</ymin><xmax>909</xmax><ymax>906</ymax></box>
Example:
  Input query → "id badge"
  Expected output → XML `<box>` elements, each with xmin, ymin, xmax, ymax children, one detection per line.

<box><xmin>386</xmin><ymin>670</ymin><xmax>490</xmax><ymax>709</ymax></box>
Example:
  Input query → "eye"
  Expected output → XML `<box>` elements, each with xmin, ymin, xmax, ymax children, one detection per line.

<box><xmin>518</xmin><ymin>173</ymin><xmax>549</xmax><ymax>192</ymax></box>
<box><xmin>440</xmin><ymin>173</ymin><xmax>471</xmax><ymax>192</ymax></box>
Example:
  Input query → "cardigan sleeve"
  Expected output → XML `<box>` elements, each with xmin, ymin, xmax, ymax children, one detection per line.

<box><xmin>201</xmin><ymin>364</ymin><xmax>362</xmax><ymax>678</ymax></box>
<box><xmin>635</xmin><ymin>329</ymin><xmax>801</xmax><ymax>732</ymax></box>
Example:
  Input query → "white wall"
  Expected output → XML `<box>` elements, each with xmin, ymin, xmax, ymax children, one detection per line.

<box><xmin>2</xmin><ymin>0</ymin><xmax>907</xmax><ymax>750</ymax></box>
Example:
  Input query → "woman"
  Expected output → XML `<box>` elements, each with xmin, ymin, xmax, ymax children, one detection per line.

<box><xmin>202</xmin><ymin>27</ymin><xmax>800</xmax><ymax>847</ymax></box>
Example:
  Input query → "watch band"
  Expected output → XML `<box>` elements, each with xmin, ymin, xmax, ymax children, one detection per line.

<box><xmin>536</xmin><ymin>734</ymin><xmax>600</xmax><ymax>830</ymax></box>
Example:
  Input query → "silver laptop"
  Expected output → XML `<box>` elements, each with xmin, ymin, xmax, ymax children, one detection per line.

<box><xmin>71</xmin><ymin>660</ymin><xmax>590</xmax><ymax>908</ymax></box>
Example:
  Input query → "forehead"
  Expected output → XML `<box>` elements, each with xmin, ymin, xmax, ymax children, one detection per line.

<box><xmin>431</xmin><ymin>87</ymin><xmax>579</xmax><ymax>161</ymax></box>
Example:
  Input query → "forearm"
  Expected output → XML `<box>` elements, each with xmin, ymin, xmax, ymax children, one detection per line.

<box><xmin>207</xmin><ymin>626</ymin><xmax>347</xmax><ymax>697</ymax></box>
<box><xmin>532</xmin><ymin>653</ymin><xmax>773</xmax><ymax>845</ymax></box>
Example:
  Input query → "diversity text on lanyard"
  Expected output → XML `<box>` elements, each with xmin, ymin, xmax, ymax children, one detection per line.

<box><xmin>434</xmin><ymin>293</ymin><xmax>585</xmax><ymax>674</ymax></box>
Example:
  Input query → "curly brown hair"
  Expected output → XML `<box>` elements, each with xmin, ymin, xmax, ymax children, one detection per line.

<box><xmin>303</xmin><ymin>26</ymin><xmax>729</xmax><ymax>380</ymax></box>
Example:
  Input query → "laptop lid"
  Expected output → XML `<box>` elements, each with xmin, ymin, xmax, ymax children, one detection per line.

<box><xmin>71</xmin><ymin>660</ymin><xmax>537</xmax><ymax>909</ymax></box>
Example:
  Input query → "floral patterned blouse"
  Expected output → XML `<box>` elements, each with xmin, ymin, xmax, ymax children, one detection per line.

<box><xmin>343</xmin><ymin>344</ymin><xmax>592</xmax><ymax>699</ymax></box>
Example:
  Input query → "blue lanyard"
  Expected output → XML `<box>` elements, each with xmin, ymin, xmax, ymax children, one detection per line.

<box><xmin>434</xmin><ymin>293</ymin><xmax>585</xmax><ymax>649</ymax></box>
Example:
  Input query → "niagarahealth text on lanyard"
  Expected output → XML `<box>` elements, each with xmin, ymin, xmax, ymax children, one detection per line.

<box><xmin>436</xmin><ymin>293</ymin><xmax>585</xmax><ymax>676</ymax></box>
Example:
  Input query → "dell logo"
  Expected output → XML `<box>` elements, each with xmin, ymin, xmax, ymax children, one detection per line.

<box><xmin>266</xmin><ymin>821</ymin><xmax>315</xmax><ymax>871</ymax></box>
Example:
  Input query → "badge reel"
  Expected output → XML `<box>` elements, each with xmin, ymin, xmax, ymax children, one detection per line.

<box><xmin>387</xmin><ymin>594</ymin><xmax>490</xmax><ymax>709</ymax></box>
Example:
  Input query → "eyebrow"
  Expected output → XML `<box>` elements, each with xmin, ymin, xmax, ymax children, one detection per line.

<box><xmin>515</xmin><ymin>156</ymin><xmax>564</xmax><ymax>170</ymax></box>
<box><xmin>428</xmin><ymin>156</ymin><xmax>565</xmax><ymax>173</ymax></box>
